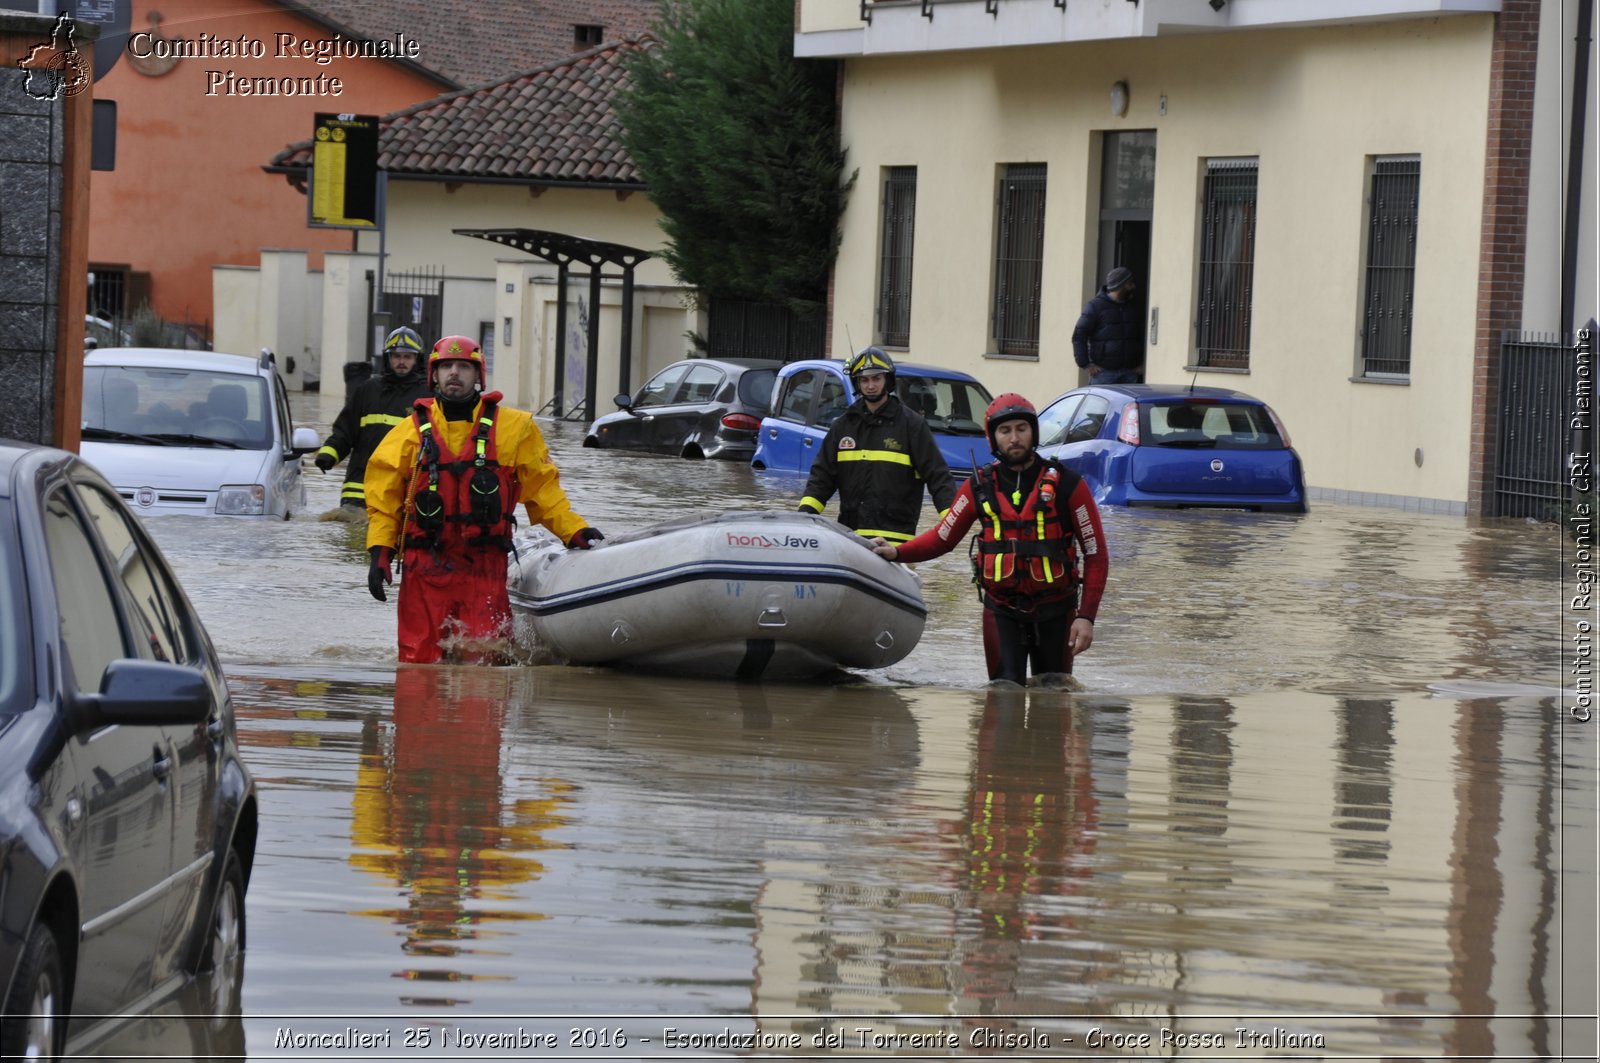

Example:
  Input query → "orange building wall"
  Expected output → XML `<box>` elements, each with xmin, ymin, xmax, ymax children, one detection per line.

<box><xmin>86</xmin><ymin>0</ymin><xmax>449</xmax><ymax>325</ymax></box>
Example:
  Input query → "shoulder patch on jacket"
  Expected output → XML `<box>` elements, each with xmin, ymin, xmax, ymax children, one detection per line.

<box><xmin>839</xmin><ymin>436</ymin><xmax>856</xmax><ymax>450</ymax></box>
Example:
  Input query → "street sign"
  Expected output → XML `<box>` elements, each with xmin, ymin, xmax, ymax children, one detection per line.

<box><xmin>309</xmin><ymin>113</ymin><xmax>379</xmax><ymax>229</ymax></box>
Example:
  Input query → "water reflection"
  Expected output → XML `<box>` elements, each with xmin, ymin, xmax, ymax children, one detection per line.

<box><xmin>349</xmin><ymin>667</ymin><xmax>570</xmax><ymax>997</ymax></box>
<box><xmin>107</xmin><ymin>398</ymin><xmax>1588</xmax><ymax>1060</ymax></box>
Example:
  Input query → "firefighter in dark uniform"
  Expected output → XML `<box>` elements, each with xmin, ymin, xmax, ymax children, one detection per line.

<box><xmin>314</xmin><ymin>326</ymin><xmax>431</xmax><ymax>511</ymax></box>
<box><xmin>797</xmin><ymin>347</ymin><xmax>957</xmax><ymax>545</ymax></box>
<box><xmin>872</xmin><ymin>393</ymin><xmax>1110</xmax><ymax>684</ymax></box>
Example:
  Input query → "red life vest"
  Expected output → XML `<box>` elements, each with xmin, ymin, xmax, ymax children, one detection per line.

<box><xmin>970</xmin><ymin>458</ymin><xmax>1078</xmax><ymax>602</ymax></box>
<box><xmin>404</xmin><ymin>393</ymin><xmax>518</xmax><ymax>553</ymax></box>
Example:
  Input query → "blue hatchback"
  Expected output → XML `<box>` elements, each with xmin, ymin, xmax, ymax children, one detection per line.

<box><xmin>1035</xmin><ymin>383</ymin><xmax>1308</xmax><ymax>512</ymax></box>
<box><xmin>751</xmin><ymin>359</ymin><xmax>994</xmax><ymax>478</ymax></box>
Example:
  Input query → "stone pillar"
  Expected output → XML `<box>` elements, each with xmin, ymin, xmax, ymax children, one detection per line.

<box><xmin>319</xmin><ymin>251</ymin><xmax>380</xmax><ymax>406</ymax></box>
<box><xmin>0</xmin><ymin>13</ymin><xmax>94</xmax><ymax>450</ymax></box>
<box><xmin>259</xmin><ymin>248</ymin><xmax>309</xmax><ymax>391</ymax></box>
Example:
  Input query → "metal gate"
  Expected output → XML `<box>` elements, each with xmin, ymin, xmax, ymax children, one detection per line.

<box><xmin>1494</xmin><ymin>331</ymin><xmax>1571</xmax><ymax>519</ymax></box>
<box><xmin>376</xmin><ymin>266</ymin><xmax>444</xmax><ymax>362</ymax></box>
<box><xmin>707</xmin><ymin>297</ymin><xmax>824</xmax><ymax>363</ymax></box>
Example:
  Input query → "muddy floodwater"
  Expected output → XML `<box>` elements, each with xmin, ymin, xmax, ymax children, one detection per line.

<box><xmin>84</xmin><ymin>396</ymin><xmax>1594</xmax><ymax>1060</ymax></box>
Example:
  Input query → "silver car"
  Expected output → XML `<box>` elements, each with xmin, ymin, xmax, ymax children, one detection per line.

<box><xmin>80</xmin><ymin>347</ymin><xmax>321</xmax><ymax>518</ymax></box>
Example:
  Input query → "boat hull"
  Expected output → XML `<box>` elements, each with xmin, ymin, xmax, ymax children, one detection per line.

<box><xmin>507</xmin><ymin>511</ymin><xmax>926</xmax><ymax>679</ymax></box>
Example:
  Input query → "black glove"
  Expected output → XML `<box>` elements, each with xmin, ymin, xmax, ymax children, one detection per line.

<box><xmin>314</xmin><ymin>451</ymin><xmax>336</xmax><ymax>472</ymax></box>
<box><xmin>568</xmin><ymin>527</ymin><xmax>605</xmax><ymax>550</ymax></box>
<box><xmin>367</xmin><ymin>546</ymin><xmax>393</xmax><ymax>601</ymax></box>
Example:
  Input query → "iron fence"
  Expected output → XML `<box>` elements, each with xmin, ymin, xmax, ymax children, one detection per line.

<box><xmin>1494</xmin><ymin>331</ymin><xmax>1571</xmax><ymax>519</ymax></box>
<box><xmin>707</xmin><ymin>297</ymin><xmax>824</xmax><ymax>363</ymax></box>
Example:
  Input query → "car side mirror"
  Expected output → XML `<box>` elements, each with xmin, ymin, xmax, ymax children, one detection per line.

<box><xmin>614</xmin><ymin>392</ymin><xmax>634</xmax><ymax>411</ymax></box>
<box><xmin>70</xmin><ymin>659</ymin><xmax>211</xmax><ymax>732</ymax></box>
<box><xmin>289</xmin><ymin>426</ymin><xmax>320</xmax><ymax>456</ymax></box>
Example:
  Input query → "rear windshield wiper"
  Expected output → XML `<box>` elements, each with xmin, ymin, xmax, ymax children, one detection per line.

<box><xmin>144</xmin><ymin>433</ymin><xmax>243</xmax><ymax>449</ymax></box>
<box><xmin>82</xmin><ymin>426</ymin><xmax>171</xmax><ymax>446</ymax></box>
<box><xmin>1158</xmin><ymin>438</ymin><xmax>1219</xmax><ymax>449</ymax></box>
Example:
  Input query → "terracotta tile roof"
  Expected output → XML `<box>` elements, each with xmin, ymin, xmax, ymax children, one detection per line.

<box><xmin>283</xmin><ymin>0</ymin><xmax>660</xmax><ymax>88</ymax></box>
<box><xmin>267</xmin><ymin>37</ymin><xmax>650</xmax><ymax>186</ymax></box>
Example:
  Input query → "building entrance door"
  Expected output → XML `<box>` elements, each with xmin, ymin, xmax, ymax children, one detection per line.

<box><xmin>1098</xmin><ymin>131</ymin><xmax>1156</xmax><ymax>379</ymax></box>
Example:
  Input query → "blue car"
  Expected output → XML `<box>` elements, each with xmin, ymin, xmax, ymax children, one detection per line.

<box><xmin>1035</xmin><ymin>384</ymin><xmax>1308</xmax><ymax>512</ymax></box>
<box><xmin>751</xmin><ymin>359</ymin><xmax>993</xmax><ymax>478</ymax></box>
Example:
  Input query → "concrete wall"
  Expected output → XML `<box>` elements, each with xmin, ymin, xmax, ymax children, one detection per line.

<box><xmin>828</xmin><ymin>17</ymin><xmax>1496</xmax><ymax>507</ymax></box>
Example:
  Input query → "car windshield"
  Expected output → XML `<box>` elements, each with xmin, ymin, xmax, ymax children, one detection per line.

<box><xmin>738</xmin><ymin>368</ymin><xmax>778</xmax><ymax>410</ymax></box>
<box><xmin>897</xmin><ymin>375</ymin><xmax>991</xmax><ymax>435</ymax></box>
<box><xmin>1145</xmin><ymin>401</ymin><xmax>1286</xmax><ymax>450</ymax></box>
<box><xmin>83</xmin><ymin>365</ymin><xmax>273</xmax><ymax>449</ymax></box>
<box><xmin>0</xmin><ymin>501</ymin><xmax>30</xmax><ymax>715</ymax></box>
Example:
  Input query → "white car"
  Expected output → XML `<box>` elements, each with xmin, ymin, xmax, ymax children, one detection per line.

<box><xmin>80</xmin><ymin>347</ymin><xmax>321</xmax><ymax>518</ymax></box>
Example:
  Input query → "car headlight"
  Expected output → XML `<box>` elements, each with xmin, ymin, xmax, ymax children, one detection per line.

<box><xmin>216</xmin><ymin>485</ymin><xmax>266</xmax><ymax>515</ymax></box>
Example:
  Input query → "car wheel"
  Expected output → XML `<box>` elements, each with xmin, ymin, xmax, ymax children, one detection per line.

<box><xmin>0</xmin><ymin>924</ymin><xmax>65</xmax><ymax>1061</ymax></box>
<box><xmin>198</xmin><ymin>849</ymin><xmax>247</xmax><ymax>979</ymax></box>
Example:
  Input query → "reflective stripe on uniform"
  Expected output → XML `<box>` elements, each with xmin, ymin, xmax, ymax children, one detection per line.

<box><xmin>317</xmin><ymin>445</ymin><xmax>339</xmax><ymax>459</ymax></box>
<box><xmin>856</xmin><ymin>527</ymin><xmax>913</xmax><ymax>543</ymax></box>
<box><xmin>798</xmin><ymin>496</ymin><xmax>825</xmax><ymax>513</ymax></box>
<box><xmin>836</xmin><ymin>449</ymin><xmax>913</xmax><ymax>467</ymax></box>
<box><xmin>341</xmin><ymin>482</ymin><xmax>366</xmax><ymax>500</ymax></box>
<box><xmin>359</xmin><ymin>412</ymin><xmax>408</xmax><ymax>429</ymax></box>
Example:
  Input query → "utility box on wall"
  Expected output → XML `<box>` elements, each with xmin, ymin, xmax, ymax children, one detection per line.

<box><xmin>0</xmin><ymin>12</ymin><xmax>96</xmax><ymax>451</ymax></box>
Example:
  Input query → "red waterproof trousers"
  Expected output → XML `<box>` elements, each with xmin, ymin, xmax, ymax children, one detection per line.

<box><xmin>396</xmin><ymin>548</ymin><xmax>512</xmax><ymax>664</ymax></box>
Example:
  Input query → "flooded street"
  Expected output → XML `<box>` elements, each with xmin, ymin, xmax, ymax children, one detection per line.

<box><xmin>90</xmin><ymin>395</ymin><xmax>1593</xmax><ymax>1059</ymax></box>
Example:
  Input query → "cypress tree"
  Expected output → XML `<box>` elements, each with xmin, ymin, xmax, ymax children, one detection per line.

<box><xmin>615</xmin><ymin>0</ymin><xmax>855</xmax><ymax>316</ymax></box>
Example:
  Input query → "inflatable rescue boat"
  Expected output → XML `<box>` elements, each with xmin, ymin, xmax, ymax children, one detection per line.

<box><xmin>507</xmin><ymin>510</ymin><xmax>926</xmax><ymax>679</ymax></box>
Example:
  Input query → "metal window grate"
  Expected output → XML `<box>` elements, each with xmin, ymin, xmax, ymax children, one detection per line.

<box><xmin>993</xmin><ymin>163</ymin><xmax>1047</xmax><ymax>357</ymax></box>
<box><xmin>1360</xmin><ymin>157</ymin><xmax>1420</xmax><ymax>377</ymax></box>
<box><xmin>89</xmin><ymin>267</ymin><xmax>126</xmax><ymax>319</ymax></box>
<box><xmin>876</xmin><ymin>167</ymin><xmax>917</xmax><ymax>347</ymax></box>
<box><xmin>1195</xmin><ymin>159</ymin><xmax>1257</xmax><ymax>369</ymax></box>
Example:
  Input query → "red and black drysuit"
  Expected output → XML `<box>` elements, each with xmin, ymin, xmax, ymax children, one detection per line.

<box><xmin>365</xmin><ymin>392</ymin><xmax>589</xmax><ymax>664</ymax></box>
<box><xmin>893</xmin><ymin>457</ymin><xmax>1108</xmax><ymax>683</ymax></box>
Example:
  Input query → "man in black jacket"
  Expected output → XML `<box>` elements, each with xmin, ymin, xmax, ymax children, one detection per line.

<box><xmin>1071</xmin><ymin>266</ymin><xmax>1144</xmax><ymax>384</ymax></box>
<box><xmin>798</xmin><ymin>347</ymin><xmax>956</xmax><ymax>545</ymax></box>
<box><xmin>314</xmin><ymin>326</ymin><xmax>431</xmax><ymax>513</ymax></box>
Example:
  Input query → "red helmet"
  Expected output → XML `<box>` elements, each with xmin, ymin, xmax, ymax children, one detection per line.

<box><xmin>984</xmin><ymin>392</ymin><xmax>1038</xmax><ymax>455</ymax></box>
<box><xmin>428</xmin><ymin>336</ymin><xmax>484</xmax><ymax>384</ymax></box>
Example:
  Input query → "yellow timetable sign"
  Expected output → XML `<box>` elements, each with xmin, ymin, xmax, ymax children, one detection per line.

<box><xmin>309</xmin><ymin>113</ymin><xmax>378</xmax><ymax>228</ymax></box>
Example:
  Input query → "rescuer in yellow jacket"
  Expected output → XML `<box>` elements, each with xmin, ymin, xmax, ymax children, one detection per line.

<box><xmin>363</xmin><ymin>335</ymin><xmax>603</xmax><ymax>663</ymax></box>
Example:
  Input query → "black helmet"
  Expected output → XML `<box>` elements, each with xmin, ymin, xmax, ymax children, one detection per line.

<box><xmin>847</xmin><ymin>346</ymin><xmax>896</xmax><ymax>391</ymax></box>
<box><xmin>383</xmin><ymin>326</ymin><xmax>425</xmax><ymax>356</ymax></box>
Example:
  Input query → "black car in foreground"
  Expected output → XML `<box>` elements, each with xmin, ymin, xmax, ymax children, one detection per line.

<box><xmin>584</xmin><ymin>357</ymin><xmax>782</xmax><ymax>460</ymax></box>
<box><xmin>0</xmin><ymin>439</ymin><xmax>256</xmax><ymax>1058</ymax></box>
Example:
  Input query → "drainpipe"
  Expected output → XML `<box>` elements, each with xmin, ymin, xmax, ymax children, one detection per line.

<box><xmin>1562</xmin><ymin>0</ymin><xmax>1594</xmax><ymax>336</ymax></box>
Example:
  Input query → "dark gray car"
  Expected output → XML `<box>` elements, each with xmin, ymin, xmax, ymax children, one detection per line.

<box><xmin>584</xmin><ymin>357</ymin><xmax>781</xmax><ymax>460</ymax></box>
<box><xmin>0</xmin><ymin>440</ymin><xmax>255</xmax><ymax>1058</ymax></box>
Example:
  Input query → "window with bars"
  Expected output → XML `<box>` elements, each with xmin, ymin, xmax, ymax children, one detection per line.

<box><xmin>875</xmin><ymin>166</ymin><xmax>917</xmax><ymax>348</ymax></box>
<box><xmin>1194</xmin><ymin>158</ymin><xmax>1258</xmax><ymax>369</ymax></box>
<box><xmin>992</xmin><ymin>163</ymin><xmax>1047</xmax><ymax>357</ymax></box>
<box><xmin>1359</xmin><ymin>156</ymin><xmax>1420</xmax><ymax>377</ymax></box>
